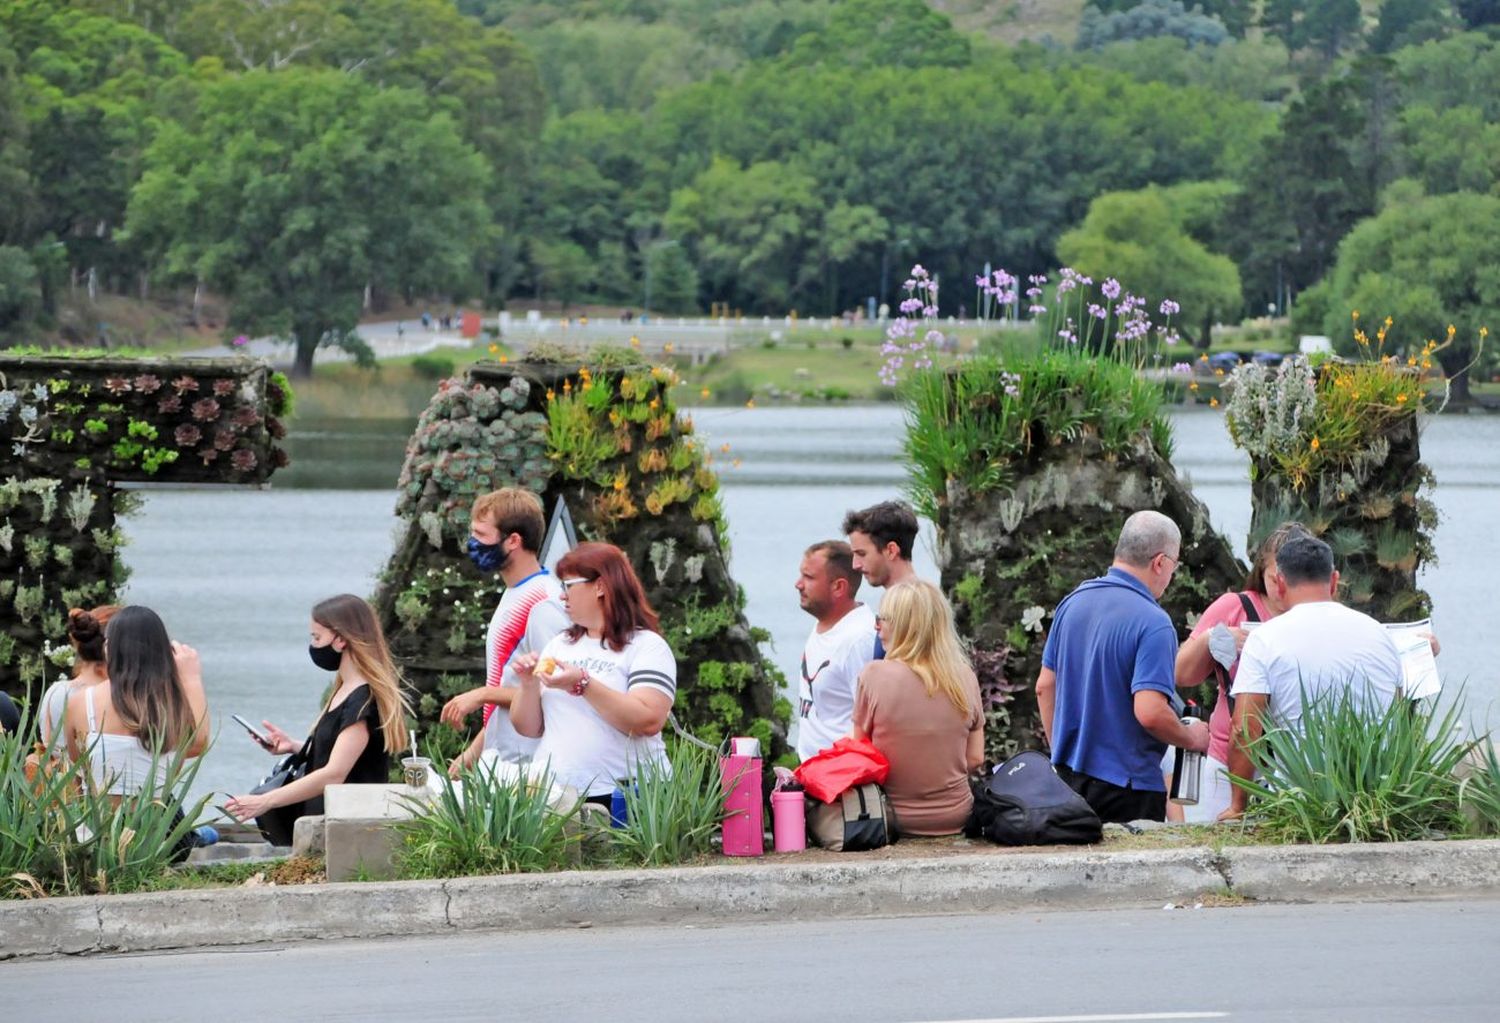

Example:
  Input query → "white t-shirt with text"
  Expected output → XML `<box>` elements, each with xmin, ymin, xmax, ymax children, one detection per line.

<box><xmin>1231</xmin><ymin>600</ymin><xmax>1403</xmax><ymax>734</ymax></box>
<box><xmin>795</xmin><ymin>603</ymin><xmax>877</xmax><ymax>761</ymax></box>
<box><xmin>532</xmin><ymin>629</ymin><xmax>677</xmax><ymax>797</ymax></box>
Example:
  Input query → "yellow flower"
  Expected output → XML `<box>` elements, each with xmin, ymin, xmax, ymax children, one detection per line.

<box><xmin>1189</xmin><ymin>381</ymin><xmax>1199</xmax><ymax>391</ymax></box>
<box><xmin>1311</xmin><ymin>436</ymin><xmax>1321</xmax><ymax>452</ymax></box>
<box><xmin>488</xmin><ymin>343</ymin><xmax>499</xmax><ymax>354</ymax></box>
<box><xmin>1352</xmin><ymin>310</ymin><xmax>1360</xmax><ymax>320</ymax></box>
<box><xmin>499</xmin><ymin>355</ymin><xmax>509</xmax><ymax>364</ymax></box>
<box><xmin>1384</xmin><ymin>316</ymin><xmax>1393</xmax><ymax>328</ymax></box>
<box><xmin>663</xmin><ymin>342</ymin><xmax>675</xmax><ymax>354</ymax></box>
<box><xmin>745</xmin><ymin>398</ymin><xmax>756</xmax><ymax>409</ymax></box>
<box><xmin>562</xmin><ymin>379</ymin><xmax>572</xmax><ymax>393</ymax></box>
<box><xmin>1397</xmin><ymin>393</ymin><xmax>1408</xmax><ymax>404</ymax></box>
<box><xmin>1214</xmin><ymin>368</ymin><xmax>1224</xmax><ymax>377</ymax></box>
<box><xmin>1482</xmin><ymin>326</ymin><xmax>1490</xmax><ymax>339</ymax></box>
<box><xmin>1448</xmin><ymin>324</ymin><xmax>1457</xmax><ymax>337</ymax></box>
<box><xmin>545</xmin><ymin>389</ymin><xmax>555</xmax><ymax>402</ymax></box>
<box><xmin>649</xmin><ymin>397</ymin><xmax>660</xmax><ymax>410</ymax></box>
<box><xmin>720</xmin><ymin>442</ymin><xmax>731</xmax><ymax>453</ymax></box>
<box><xmin>629</xmin><ymin>335</ymin><xmax>641</xmax><ymax>348</ymax></box>
<box><xmin>732</xmin><ymin>458</ymin><xmax>742</xmax><ymax>469</ymax></box>
<box><xmin>1209</xmin><ymin>398</ymin><xmax>1219</xmax><ymax>408</ymax></box>
<box><xmin>1199</xmin><ymin>353</ymin><xmax>1209</xmax><ymax>362</ymax></box>
<box><xmin>1407</xmin><ymin>357</ymin><xmax>1417</xmax><ymax>366</ymax></box>
<box><xmin>699</xmin><ymin>387</ymin><xmax>711</xmax><ymax>399</ymax></box>
<box><xmin>1421</xmin><ymin>360</ymin><xmax>1432</xmax><ymax>370</ymax></box>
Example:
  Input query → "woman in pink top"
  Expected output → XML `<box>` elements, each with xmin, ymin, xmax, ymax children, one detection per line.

<box><xmin>1172</xmin><ymin>522</ymin><xmax>1308</xmax><ymax>820</ymax></box>
<box><xmin>853</xmin><ymin>580</ymin><xmax>984</xmax><ymax>836</ymax></box>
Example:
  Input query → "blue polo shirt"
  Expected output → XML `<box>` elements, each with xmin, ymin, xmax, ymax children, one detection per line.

<box><xmin>1042</xmin><ymin>568</ymin><xmax>1178</xmax><ymax>791</ymax></box>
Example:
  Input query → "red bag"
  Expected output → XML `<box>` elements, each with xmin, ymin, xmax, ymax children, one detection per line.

<box><xmin>793</xmin><ymin>737</ymin><xmax>890</xmax><ymax>804</ymax></box>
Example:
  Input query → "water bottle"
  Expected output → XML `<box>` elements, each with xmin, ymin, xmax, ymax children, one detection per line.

<box><xmin>1170</xmin><ymin>701</ymin><xmax>1203</xmax><ymax>806</ymax></box>
<box><xmin>609</xmin><ymin>779</ymin><xmax>630</xmax><ymax>828</ymax></box>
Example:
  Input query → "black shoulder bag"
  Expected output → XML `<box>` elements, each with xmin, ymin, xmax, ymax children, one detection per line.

<box><xmin>249</xmin><ymin>737</ymin><xmax>312</xmax><ymax>847</ymax></box>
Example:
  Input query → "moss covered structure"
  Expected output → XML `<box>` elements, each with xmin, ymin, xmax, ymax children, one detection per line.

<box><xmin>373</xmin><ymin>357</ymin><xmax>789</xmax><ymax>765</ymax></box>
<box><xmin>904</xmin><ymin>357</ymin><xmax>1244</xmax><ymax>764</ymax></box>
<box><xmin>0</xmin><ymin>354</ymin><xmax>290</xmax><ymax>700</ymax></box>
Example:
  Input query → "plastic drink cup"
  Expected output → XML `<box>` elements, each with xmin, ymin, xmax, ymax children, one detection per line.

<box><xmin>402</xmin><ymin>756</ymin><xmax>431</xmax><ymax>789</ymax></box>
<box><xmin>771</xmin><ymin>789</ymin><xmax>806</xmax><ymax>852</ymax></box>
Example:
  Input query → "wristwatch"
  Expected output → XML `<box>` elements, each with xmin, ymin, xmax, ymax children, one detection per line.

<box><xmin>571</xmin><ymin>670</ymin><xmax>592</xmax><ymax>697</ymax></box>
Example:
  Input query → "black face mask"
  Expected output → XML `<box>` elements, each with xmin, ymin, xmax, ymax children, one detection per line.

<box><xmin>467</xmin><ymin>536</ymin><xmax>510</xmax><ymax>574</ymax></box>
<box><xmin>309</xmin><ymin>642</ymin><xmax>343</xmax><ymax>672</ymax></box>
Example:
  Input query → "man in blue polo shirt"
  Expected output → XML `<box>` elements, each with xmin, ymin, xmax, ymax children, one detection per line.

<box><xmin>1035</xmin><ymin>510</ymin><xmax>1210</xmax><ymax>823</ymax></box>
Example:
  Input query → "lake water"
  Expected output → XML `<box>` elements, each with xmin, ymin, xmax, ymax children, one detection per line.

<box><xmin>115</xmin><ymin>406</ymin><xmax>1500</xmax><ymax>801</ymax></box>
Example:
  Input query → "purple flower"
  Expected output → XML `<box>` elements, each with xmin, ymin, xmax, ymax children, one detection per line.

<box><xmin>1171</xmin><ymin>362</ymin><xmax>1193</xmax><ymax>374</ymax></box>
<box><xmin>173</xmin><ymin>424</ymin><xmax>201</xmax><ymax>447</ymax></box>
<box><xmin>1102</xmin><ymin>278</ymin><xmax>1121</xmax><ymax>301</ymax></box>
<box><xmin>233</xmin><ymin>335</ymin><xmax>248</xmax><ymax>347</ymax></box>
<box><xmin>1088</xmin><ymin>303</ymin><xmax>1108</xmax><ymax>321</ymax></box>
<box><xmin>132</xmin><ymin>374</ymin><xmax>162</xmax><ymax>394</ymax></box>
<box><xmin>171</xmin><ymin>376</ymin><xmax>199</xmax><ymax>395</ymax></box>
<box><xmin>231</xmin><ymin>449</ymin><xmax>259</xmax><ymax>472</ymax></box>
<box><xmin>213</xmin><ymin>379</ymin><xmax>235</xmax><ymax>397</ymax></box>
<box><xmin>190</xmin><ymin>398</ymin><xmax>222</xmax><ymax>422</ymax></box>
<box><xmin>1160</xmin><ymin>299</ymin><xmax>1181</xmax><ymax>316</ymax></box>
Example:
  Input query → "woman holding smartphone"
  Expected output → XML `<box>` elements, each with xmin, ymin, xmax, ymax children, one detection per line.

<box><xmin>225</xmin><ymin>594</ymin><xmax>411</xmax><ymax>829</ymax></box>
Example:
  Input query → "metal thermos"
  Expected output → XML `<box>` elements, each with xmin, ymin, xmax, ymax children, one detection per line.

<box><xmin>1170</xmin><ymin>702</ymin><xmax>1203</xmax><ymax>806</ymax></box>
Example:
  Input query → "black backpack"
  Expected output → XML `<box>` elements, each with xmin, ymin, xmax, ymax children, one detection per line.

<box><xmin>964</xmin><ymin>751</ymin><xmax>1103</xmax><ymax>846</ymax></box>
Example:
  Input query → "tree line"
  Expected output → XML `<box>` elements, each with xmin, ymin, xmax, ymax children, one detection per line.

<box><xmin>0</xmin><ymin>0</ymin><xmax>1497</xmax><ymax>383</ymax></box>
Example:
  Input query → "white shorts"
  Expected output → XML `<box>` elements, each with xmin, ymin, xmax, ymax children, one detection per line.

<box><xmin>1160</xmin><ymin>750</ymin><xmax>1234</xmax><ymax>823</ymax></box>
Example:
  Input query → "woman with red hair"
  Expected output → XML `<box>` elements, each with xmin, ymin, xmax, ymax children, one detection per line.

<box><xmin>511</xmin><ymin>542</ymin><xmax>676</xmax><ymax>800</ymax></box>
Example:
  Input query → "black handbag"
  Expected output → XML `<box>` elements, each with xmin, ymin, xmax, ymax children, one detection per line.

<box><xmin>249</xmin><ymin>740</ymin><xmax>311</xmax><ymax>847</ymax></box>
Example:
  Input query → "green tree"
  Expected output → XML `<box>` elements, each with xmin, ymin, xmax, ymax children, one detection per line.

<box><xmin>0</xmin><ymin>245</ymin><xmax>41</xmax><ymax>334</ymax></box>
<box><xmin>1371</xmin><ymin>0</ymin><xmax>1459</xmax><ymax>52</ymax></box>
<box><xmin>125</xmin><ymin>69</ymin><xmax>491</xmax><ymax>377</ymax></box>
<box><xmin>1262</xmin><ymin>0</ymin><xmax>1362</xmax><ymax>55</ymax></box>
<box><xmin>1076</xmin><ymin>0</ymin><xmax>1230</xmax><ymax>50</ymax></box>
<box><xmin>1056</xmin><ymin>184</ymin><xmax>1242</xmax><ymax>346</ymax></box>
<box><xmin>529</xmin><ymin>237</ymin><xmax>593</xmax><ymax>309</ymax></box>
<box><xmin>817</xmin><ymin>200</ymin><xmax>888</xmax><ymax>315</ymax></box>
<box><xmin>1399</xmin><ymin>104</ymin><xmax>1500</xmax><ymax>195</ymax></box>
<box><xmin>1321</xmin><ymin>188</ymin><xmax>1500</xmax><ymax>401</ymax></box>
<box><xmin>665</xmin><ymin>157</ymin><xmax>819</xmax><ymax>312</ymax></box>
<box><xmin>785</xmin><ymin>0</ymin><xmax>970</xmax><ymax>69</ymax></box>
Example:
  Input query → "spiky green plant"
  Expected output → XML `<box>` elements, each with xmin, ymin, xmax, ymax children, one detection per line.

<box><xmin>1231</xmin><ymin>685</ymin><xmax>1476</xmax><ymax>843</ymax></box>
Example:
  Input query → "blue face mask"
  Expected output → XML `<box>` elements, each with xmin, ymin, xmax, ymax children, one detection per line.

<box><xmin>467</xmin><ymin>536</ymin><xmax>508</xmax><ymax>573</ymax></box>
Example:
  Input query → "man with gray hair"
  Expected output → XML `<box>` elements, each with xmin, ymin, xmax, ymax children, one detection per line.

<box><xmin>1221</xmin><ymin>531</ymin><xmax>1402</xmax><ymax>820</ymax></box>
<box><xmin>1036</xmin><ymin>511</ymin><xmax>1209</xmax><ymax>823</ymax></box>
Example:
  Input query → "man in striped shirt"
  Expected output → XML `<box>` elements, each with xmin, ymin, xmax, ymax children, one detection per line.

<box><xmin>441</xmin><ymin>488</ymin><xmax>569</xmax><ymax>776</ymax></box>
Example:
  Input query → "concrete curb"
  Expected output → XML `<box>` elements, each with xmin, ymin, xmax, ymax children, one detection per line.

<box><xmin>4</xmin><ymin>840</ymin><xmax>1498</xmax><ymax>959</ymax></box>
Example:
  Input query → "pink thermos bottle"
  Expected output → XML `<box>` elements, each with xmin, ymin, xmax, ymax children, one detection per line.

<box><xmin>771</xmin><ymin>789</ymin><xmax>807</xmax><ymax>852</ymax></box>
<box><xmin>720</xmin><ymin>737</ymin><xmax>764</xmax><ymax>856</ymax></box>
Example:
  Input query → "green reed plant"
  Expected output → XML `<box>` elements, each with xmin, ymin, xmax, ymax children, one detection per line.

<box><xmin>396</xmin><ymin>761</ymin><xmax>581</xmax><ymax>877</ymax></box>
<box><xmin>1456</xmin><ymin>739</ymin><xmax>1500</xmax><ymax>836</ymax></box>
<box><xmin>1</xmin><ymin>708</ymin><xmax>214</xmax><ymax>898</ymax></box>
<box><xmin>1231</xmin><ymin>685</ymin><xmax>1476</xmax><ymax>844</ymax></box>
<box><xmin>613</xmin><ymin>741</ymin><xmax>728</xmax><ymax>867</ymax></box>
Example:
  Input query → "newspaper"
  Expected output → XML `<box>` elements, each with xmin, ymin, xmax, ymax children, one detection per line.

<box><xmin>1386</xmin><ymin>618</ymin><xmax>1441</xmax><ymax>700</ymax></box>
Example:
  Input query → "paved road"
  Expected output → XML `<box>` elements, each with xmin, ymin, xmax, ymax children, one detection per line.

<box><xmin>8</xmin><ymin>899</ymin><xmax>1498</xmax><ymax>1021</ymax></box>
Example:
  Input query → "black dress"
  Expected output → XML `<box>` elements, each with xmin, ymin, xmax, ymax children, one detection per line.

<box><xmin>302</xmin><ymin>684</ymin><xmax>390</xmax><ymax>817</ymax></box>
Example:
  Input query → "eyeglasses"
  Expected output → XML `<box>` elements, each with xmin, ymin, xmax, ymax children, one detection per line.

<box><xmin>1155</xmin><ymin>552</ymin><xmax>1179</xmax><ymax>568</ymax></box>
<box><xmin>560</xmin><ymin>577</ymin><xmax>594</xmax><ymax>590</ymax></box>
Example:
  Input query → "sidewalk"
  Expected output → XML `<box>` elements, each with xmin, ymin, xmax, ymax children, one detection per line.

<box><xmin>5</xmin><ymin>839</ymin><xmax>1498</xmax><ymax>960</ymax></box>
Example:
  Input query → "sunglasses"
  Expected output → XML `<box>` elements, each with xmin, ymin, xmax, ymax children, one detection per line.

<box><xmin>560</xmin><ymin>577</ymin><xmax>595</xmax><ymax>590</ymax></box>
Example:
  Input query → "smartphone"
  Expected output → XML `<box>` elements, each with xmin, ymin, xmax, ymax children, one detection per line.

<box><xmin>231</xmin><ymin>714</ymin><xmax>274</xmax><ymax>751</ymax></box>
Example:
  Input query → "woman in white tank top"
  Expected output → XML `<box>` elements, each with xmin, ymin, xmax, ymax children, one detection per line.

<box><xmin>64</xmin><ymin>606</ymin><xmax>209</xmax><ymax>799</ymax></box>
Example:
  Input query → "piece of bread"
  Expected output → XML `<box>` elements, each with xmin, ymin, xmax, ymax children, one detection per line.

<box><xmin>536</xmin><ymin>656</ymin><xmax>558</xmax><ymax>677</ymax></box>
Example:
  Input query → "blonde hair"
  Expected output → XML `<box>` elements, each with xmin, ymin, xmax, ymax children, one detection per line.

<box><xmin>878</xmin><ymin>580</ymin><xmax>975</xmax><ymax>717</ymax></box>
<box><xmin>312</xmin><ymin>594</ymin><xmax>412</xmax><ymax>754</ymax></box>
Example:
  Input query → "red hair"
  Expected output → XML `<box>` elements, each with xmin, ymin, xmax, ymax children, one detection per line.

<box><xmin>556</xmin><ymin>542</ymin><xmax>660</xmax><ymax>652</ymax></box>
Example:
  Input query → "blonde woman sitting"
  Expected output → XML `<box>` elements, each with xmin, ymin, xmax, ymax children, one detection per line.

<box><xmin>853</xmin><ymin>579</ymin><xmax>984</xmax><ymax>836</ymax></box>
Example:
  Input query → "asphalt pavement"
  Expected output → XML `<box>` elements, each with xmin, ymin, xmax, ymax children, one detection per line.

<box><xmin>7</xmin><ymin>898</ymin><xmax>1498</xmax><ymax>1022</ymax></box>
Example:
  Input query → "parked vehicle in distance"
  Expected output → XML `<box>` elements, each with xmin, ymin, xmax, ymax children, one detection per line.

<box><xmin>1252</xmin><ymin>350</ymin><xmax>1285</xmax><ymax>367</ymax></box>
<box><xmin>1207</xmin><ymin>352</ymin><xmax>1244</xmax><ymax>373</ymax></box>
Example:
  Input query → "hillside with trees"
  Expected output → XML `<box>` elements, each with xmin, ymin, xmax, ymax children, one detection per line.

<box><xmin>2</xmin><ymin>0</ymin><xmax>1497</xmax><ymax>381</ymax></box>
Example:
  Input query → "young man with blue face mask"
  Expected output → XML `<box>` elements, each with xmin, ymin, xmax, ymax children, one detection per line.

<box><xmin>440</xmin><ymin>488</ymin><xmax>569</xmax><ymax>777</ymax></box>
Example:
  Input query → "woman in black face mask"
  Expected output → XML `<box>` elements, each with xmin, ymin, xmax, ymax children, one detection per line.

<box><xmin>225</xmin><ymin>595</ymin><xmax>412</xmax><ymax>832</ymax></box>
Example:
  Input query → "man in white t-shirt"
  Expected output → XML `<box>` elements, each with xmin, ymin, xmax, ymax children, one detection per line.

<box><xmin>794</xmin><ymin>540</ymin><xmax>877</xmax><ymax>761</ymax></box>
<box><xmin>441</xmin><ymin>488</ymin><xmax>569</xmax><ymax>776</ymax></box>
<box><xmin>1223</xmin><ymin>532</ymin><xmax>1403</xmax><ymax>818</ymax></box>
